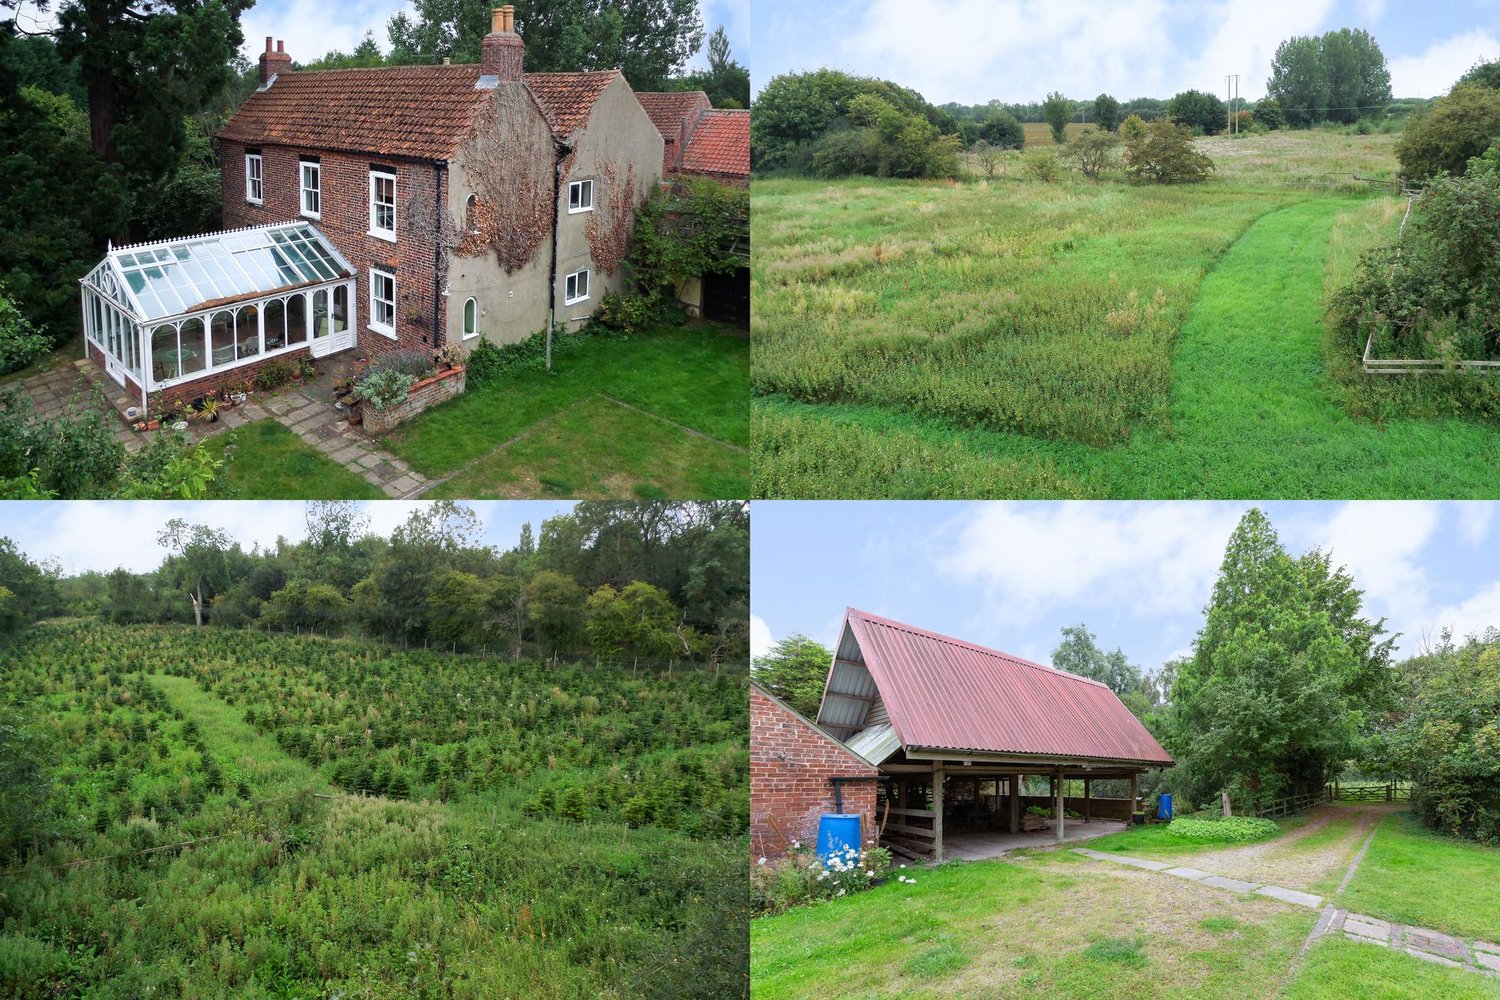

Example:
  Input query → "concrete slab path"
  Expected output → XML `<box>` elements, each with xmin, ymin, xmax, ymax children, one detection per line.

<box><xmin>1075</xmin><ymin>846</ymin><xmax>1500</xmax><ymax>978</ymax></box>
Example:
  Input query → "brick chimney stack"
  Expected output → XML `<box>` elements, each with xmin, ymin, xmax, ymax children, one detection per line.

<box><xmin>480</xmin><ymin>5</ymin><xmax>523</xmax><ymax>81</ymax></box>
<box><xmin>259</xmin><ymin>37</ymin><xmax>292</xmax><ymax>86</ymax></box>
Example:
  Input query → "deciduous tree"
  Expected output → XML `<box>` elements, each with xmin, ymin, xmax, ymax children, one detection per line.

<box><xmin>1042</xmin><ymin>90</ymin><xmax>1071</xmax><ymax>144</ymax></box>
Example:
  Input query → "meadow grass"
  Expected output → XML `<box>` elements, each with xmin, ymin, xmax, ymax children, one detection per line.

<box><xmin>202</xmin><ymin>418</ymin><xmax>384</xmax><ymax>499</ymax></box>
<box><xmin>381</xmin><ymin>324</ymin><xmax>748</xmax><ymax>495</ymax></box>
<box><xmin>752</xmin><ymin>130</ymin><xmax>1500</xmax><ymax>498</ymax></box>
<box><xmin>1285</xmin><ymin>937</ymin><xmax>1500</xmax><ymax>1000</ymax></box>
<box><xmin>750</xmin><ymin>856</ymin><xmax>1312</xmax><ymax>999</ymax></box>
<box><xmin>754</xmin><ymin>196</ymin><xmax>1500</xmax><ymax>498</ymax></box>
<box><xmin>1337</xmin><ymin>812</ymin><xmax>1500</xmax><ymax>941</ymax></box>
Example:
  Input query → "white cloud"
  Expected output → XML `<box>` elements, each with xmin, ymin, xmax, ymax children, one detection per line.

<box><xmin>750</xmin><ymin>614</ymin><xmax>774</xmax><ymax>659</ymax></box>
<box><xmin>1355</xmin><ymin>0</ymin><xmax>1388</xmax><ymax>23</ymax></box>
<box><xmin>931</xmin><ymin>502</ymin><xmax>1245</xmax><ymax>626</ymax></box>
<box><xmin>1427</xmin><ymin>581</ymin><xmax>1500</xmax><ymax>646</ymax></box>
<box><xmin>1389</xmin><ymin>29</ymin><xmax>1500</xmax><ymax>97</ymax></box>
<box><xmin>1185</xmin><ymin>0</ymin><xmax>1338</xmax><ymax>101</ymax></box>
<box><xmin>1304</xmin><ymin>502</ymin><xmax>1441</xmax><ymax>617</ymax></box>
<box><xmin>1455</xmin><ymin>503</ymin><xmax>1495</xmax><ymax>546</ymax></box>
<box><xmin>243</xmin><ymin>0</ymin><xmax>406</xmax><ymax>63</ymax></box>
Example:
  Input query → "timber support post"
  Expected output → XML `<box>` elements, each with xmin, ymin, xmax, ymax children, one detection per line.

<box><xmin>1084</xmin><ymin>777</ymin><xmax>1091</xmax><ymax>822</ymax></box>
<box><xmin>1009</xmin><ymin>774</ymin><xmax>1020</xmax><ymax>834</ymax></box>
<box><xmin>1130</xmin><ymin>773</ymin><xmax>1139</xmax><ymax>821</ymax></box>
<box><xmin>1055</xmin><ymin>768</ymin><xmax>1065</xmax><ymax>843</ymax></box>
<box><xmin>932</xmin><ymin>761</ymin><xmax>944</xmax><ymax>864</ymax></box>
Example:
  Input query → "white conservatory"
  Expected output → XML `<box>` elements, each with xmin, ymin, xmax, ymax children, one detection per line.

<box><xmin>80</xmin><ymin>222</ymin><xmax>358</xmax><ymax>413</ymax></box>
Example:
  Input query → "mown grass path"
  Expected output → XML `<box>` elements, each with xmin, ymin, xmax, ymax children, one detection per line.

<box><xmin>146</xmin><ymin>673</ymin><xmax>331</xmax><ymax>794</ymax></box>
<box><xmin>755</xmin><ymin>198</ymin><xmax>1500</xmax><ymax>497</ymax></box>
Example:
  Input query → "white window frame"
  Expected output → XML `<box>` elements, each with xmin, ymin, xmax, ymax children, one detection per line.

<box><xmin>564</xmin><ymin>268</ymin><xmax>590</xmax><ymax>305</ymax></box>
<box><xmin>567</xmin><ymin>178</ymin><xmax>594</xmax><ymax>214</ymax></box>
<box><xmin>245</xmin><ymin>153</ymin><xmax>263</xmax><ymax>205</ymax></box>
<box><xmin>369</xmin><ymin>169</ymin><xmax>397</xmax><ymax>242</ymax></box>
<box><xmin>299</xmin><ymin>160</ymin><xmax>321</xmax><ymax>219</ymax></box>
<box><xmin>462</xmin><ymin>297</ymin><xmax>479</xmax><ymax>340</ymax></box>
<box><xmin>369</xmin><ymin>267</ymin><xmax>396</xmax><ymax>338</ymax></box>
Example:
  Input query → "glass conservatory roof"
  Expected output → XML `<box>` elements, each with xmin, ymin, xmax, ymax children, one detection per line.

<box><xmin>85</xmin><ymin>223</ymin><xmax>354</xmax><ymax>323</ymax></box>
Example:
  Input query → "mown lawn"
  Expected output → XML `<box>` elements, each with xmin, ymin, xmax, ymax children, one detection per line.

<box><xmin>384</xmin><ymin>324</ymin><xmax>748</xmax><ymax>499</ymax></box>
<box><xmin>752</xmin><ymin>131</ymin><xmax>1500</xmax><ymax>499</ymax></box>
<box><xmin>1287</xmin><ymin>937</ymin><xmax>1500</xmax><ymax>1000</ymax></box>
<box><xmin>203</xmin><ymin>418</ymin><xmax>383</xmax><ymax>499</ymax></box>
<box><xmin>752</xmin><ymin>858</ymin><xmax>1313</xmax><ymax>999</ymax></box>
<box><xmin>1338</xmin><ymin>812</ymin><xmax>1500</xmax><ymax>942</ymax></box>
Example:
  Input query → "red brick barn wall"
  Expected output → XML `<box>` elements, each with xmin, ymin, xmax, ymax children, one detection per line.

<box><xmin>220</xmin><ymin>141</ymin><xmax>448</xmax><ymax>360</ymax></box>
<box><xmin>750</xmin><ymin>685</ymin><xmax>878</xmax><ymax>859</ymax></box>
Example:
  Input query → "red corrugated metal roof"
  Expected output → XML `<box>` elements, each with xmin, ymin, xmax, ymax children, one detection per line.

<box><xmin>844</xmin><ymin>608</ymin><xmax>1173</xmax><ymax>765</ymax></box>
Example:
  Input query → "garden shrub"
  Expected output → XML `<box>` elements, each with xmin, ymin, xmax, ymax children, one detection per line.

<box><xmin>595</xmin><ymin>292</ymin><xmax>661</xmax><ymax>334</ymax></box>
<box><xmin>1333</xmin><ymin>149</ymin><xmax>1500</xmax><ymax>375</ymax></box>
<box><xmin>751</xmin><ymin>843</ymin><xmax>893</xmax><ymax>915</ymax></box>
<box><xmin>1396</xmin><ymin>85</ymin><xmax>1500</xmax><ymax>181</ymax></box>
<box><xmin>1123</xmin><ymin>119</ymin><xmax>1215</xmax><ymax>184</ymax></box>
<box><xmin>356</xmin><ymin>370</ymin><xmax>417</xmax><ymax>411</ymax></box>
<box><xmin>1165</xmin><ymin>815</ymin><xmax>1279</xmax><ymax>843</ymax></box>
<box><xmin>254</xmin><ymin>359</ymin><xmax>293</xmax><ymax>391</ymax></box>
<box><xmin>0</xmin><ymin>288</ymin><xmax>50</xmax><ymax>376</ymax></box>
<box><xmin>1021</xmin><ymin>148</ymin><xmax>1062</xmax><ymax>183</ymax></box>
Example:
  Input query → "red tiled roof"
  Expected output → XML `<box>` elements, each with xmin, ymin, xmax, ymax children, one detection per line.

<box><xmin>219</xmin><ymin>65</ymin><xmax>623</xmax><ymax>157</ymax></box>
<box><xmin>824</xmin><ymin>609</ymin><xmax>1174</xmax><ymax>765</ymax></box>
<box><xmin>635</xmin><ymin>90</ymin><xmax>708</xmax><ymax>139</ymax></box>
<box><xmin>523</xmin><ymin>70</ymin><xmax>620</xmax><ymax>138</ymax></box>
<box><xmin>681</xmin><ymin>109</ymin><xmax>749</xmax><ymax>179</ymax></box>
<box><xmin>218</xmin><ymin>65</ymin><xmax>494</xmax><ymax>160</ymax></box>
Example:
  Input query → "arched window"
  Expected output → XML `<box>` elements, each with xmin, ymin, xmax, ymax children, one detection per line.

<box><xmin>463</xmin><ymin>297</ymin><xmax>479</xmax><ymax>339</ymax></box>
<box><xmin>465</xmin><ymin>194</ymin><xmax>479</xmax><ymax>233</ymax></box>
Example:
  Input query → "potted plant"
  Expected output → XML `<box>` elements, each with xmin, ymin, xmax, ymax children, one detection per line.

<box><xmin>196</xmin><ymin>397</ymin><xmax>221</xmax><ymax>423</ymax></box>
<box><xmin>297</xmin><ymin>357</ymin><xmax>316</xmax><ymax>382</ymax></box>
<box><xmin>227</xmin><ymin>380</ymin><xmax>249</xmax><ymax>405</ymax></box>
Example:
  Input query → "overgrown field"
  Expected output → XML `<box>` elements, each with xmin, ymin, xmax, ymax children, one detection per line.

<box><xmin>752</xmin><ymin>132</ymin><xmax>1500</xmax><ymax>497</ymax></box>
<box><xmin>0</xmin><ymin>622</ymin><xmax>748</xmax><ymax>998</ymax></box>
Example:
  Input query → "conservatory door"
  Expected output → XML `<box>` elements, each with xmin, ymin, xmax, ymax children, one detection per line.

<box><xmin>309</xmin><ymin>285</ymin><xmax>355</xmax><ymax>359</ymax></box>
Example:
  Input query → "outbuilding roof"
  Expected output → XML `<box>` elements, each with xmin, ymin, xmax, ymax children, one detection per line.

<box><xmin>681</xmin><ymin>109</ymin><xmax>750</xmax><ymax>179</ymax></box>
<box><xmin>817</xmin><ymin>608</ymin><xmax>1174</xmax><ymax>766</ymax></box>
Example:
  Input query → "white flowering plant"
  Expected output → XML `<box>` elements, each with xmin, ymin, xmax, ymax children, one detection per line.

<box><xmin>751</xmin><ymin>842</ymin><xmax>894</xmax><ymax>915</ymax></box>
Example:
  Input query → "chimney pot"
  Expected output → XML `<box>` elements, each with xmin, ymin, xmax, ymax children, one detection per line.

<box><xmin>265</xmin><ymin>36</ymin><xmax>273</xmax><ymax>53</ymax></box>
<box><xmin>481</xmin><ymin>4</ymin><xmax>523</xmax><ymax>80</ymax></box>
<box><xmin>491</xmin><ymin>5</ymin><xmax>504</xmax><ymax>33</ymax></box>
<box><xmin>276</xmin><ymin>40</ymin><xmax>284</xmax><ymax>53</ymax></box>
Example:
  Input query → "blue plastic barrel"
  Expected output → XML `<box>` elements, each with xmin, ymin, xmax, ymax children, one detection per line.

<box><xmin>816</xmin><ymin>814</ymin><xmax>862</xmax><ymax>864</ymax></box>
<box><xmin>1158</xmin><ymin>793</ymin><xmax>1173</xmax><ymax>821</ymax></box>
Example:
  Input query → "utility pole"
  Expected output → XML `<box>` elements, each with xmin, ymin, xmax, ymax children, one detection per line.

<box><xmin>1225</xmin><ymin>74</ymin><xmax>1241</xmax><ymax>134</ymax></box>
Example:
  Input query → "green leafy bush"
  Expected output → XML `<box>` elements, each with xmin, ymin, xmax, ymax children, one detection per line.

<box><xmin>1396</xmin><ymin>85</ymin><xmax>1500</xmax><ymax>181</ymax></box>
<box><xmin>369</xmin><ymin>348</ymin><xmax>435</xmax><ymax>381</ymax></box>
<box><xmin>254</xmin><ymin>359</ymin><xmax>293</xmax><ymax>391</ymax></box>
<box><xmin>357</xmin><ymin>370</ymin><xmax>416</xmax><ymax>411</ymax></box>
<box><xmin>1124</xmin><ymin>119</ymin><xmax>1215</xmax><ymax>184</ymax></box>
<box><xmin>751</xmin><ymin>843</ymin><xmax>893</xmax><ymax>914</ymax></box>
<box><xmin>596</xmin><ymin>292</ymin><xmax>661</xmax><ymax>334</ymax></box>
<box><xmin>1165</xmin><ymin>815</ymin><xmax>1279</xmax><ymax>843</ymax></box>
<box><xmin>0</xmin><ymin>288</ymin><xmax>50</xmax><ymax>376</ymax></box>
<box><xmin>1021</xmin><ymin>148</ymin><xmax>1062</xmax><ymax>183</ymax></box>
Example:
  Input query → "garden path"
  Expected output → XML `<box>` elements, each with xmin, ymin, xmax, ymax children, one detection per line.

<box><xmin>1072</xmin><ymin>821</ymin><xmax>1500</xmax><ymax>979</ymax></box>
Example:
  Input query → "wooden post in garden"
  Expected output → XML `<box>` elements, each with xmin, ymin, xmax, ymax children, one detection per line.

<box><xmin>1221</xmin><ymin>789</ymin><xmax>1232</xmax><ymax>817</ymax></box>
<box><xmin>1084</xmin><ymin>777</ymin><xmax>1091</xmax><ymax>822</ymax></box>
<box><xmin>1130</xmin><ymin>773</ymin><xmax>1138</xmax><ymax>821</ymax></box>
<box><xmin>1010</xmin><ymin>774</ymin><xmax>1021</xmax><ymax>834</ymax></box>
<box><xmin>932</xmin><ymin>761</ymin><xmax>945</xmax><ymax>864</ymax></box>
<box><xmin>1055</xmin><ymin>768</ymin><xmax>1065</xmax><ymax>843</ymax></box>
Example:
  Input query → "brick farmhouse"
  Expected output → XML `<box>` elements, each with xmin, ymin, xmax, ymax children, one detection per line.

<box><xmin>78</xmin><ymin>4</ymin><xmax>726</xmax><ymax>415</ymax></box>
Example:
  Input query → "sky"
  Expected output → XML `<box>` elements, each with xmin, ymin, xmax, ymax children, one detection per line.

<box><xmin>240</xmin><ymin>0</ymin><xmax>749</xmax><ymax>73</ymax></box>
<box><xmin>750</xmin><ymin>501</ymin><xmax>1500</xmax><ymax>675</ymax></box>
<box><xmin>0</xmin><ymin>500</ymin><xmax>573</xmax><ymax>575</ymax></box>
<box><xmin>752</xmin><ymin>0</ymin><xmax>1500</xmax><ymax>104</ymax></box>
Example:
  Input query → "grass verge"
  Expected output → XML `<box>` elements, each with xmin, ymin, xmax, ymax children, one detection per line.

<box><xmin>1338</xmin><ymin>812</ymin><xmax>1500</xmax><ymax>941</ymax></box>
<box><xmin>203</xmin><ymin>419</ymin><xmax>382</xmax><ymax>499</ymax></box>
<box><xmin>383</xmin><ymin>325</ymin><xmax>748</xmax><ymax>489</ymax></box>
<box><xmin>751</xmin><ymin>858</ymin><xmax>1312</xmax><ymax>999</ymax></box>
<box><xmin>1285</xmin><ymin>937</ymin><xmax>1500</xmax><ymax>999</ymax></box>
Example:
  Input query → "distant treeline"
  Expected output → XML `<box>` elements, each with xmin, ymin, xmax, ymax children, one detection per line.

<box><xmin>0</xmin><ymin>500</ymin><xmax>750</xmax><ymax>668</ymax></box>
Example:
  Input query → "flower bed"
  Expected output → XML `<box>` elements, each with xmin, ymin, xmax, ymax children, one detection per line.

<box><xmin>359</xmin><ymin>365</ymin><xmax>465</xmax><ymax>434</ymax></box>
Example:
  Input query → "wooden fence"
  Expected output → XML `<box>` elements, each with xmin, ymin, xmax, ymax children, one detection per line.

<box><xmin>1241</xmin><ymin>787</ymin><xmax>1329</xmax><ymax>819</ymax></box>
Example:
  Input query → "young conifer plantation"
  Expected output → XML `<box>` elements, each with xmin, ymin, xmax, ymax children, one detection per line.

<box><xmin>0</xmin><ymin>502</ymin><xmax>749</xmax><ymax>999</ymax></box>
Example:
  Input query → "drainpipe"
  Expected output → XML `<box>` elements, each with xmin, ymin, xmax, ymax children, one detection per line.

<box><xmin>829</xmin><ymin>775</ymin><xmax>888</xmax><ymax>814</ymax></box>
<box><xmin>432</xmin><ymin>160</ymin><xmax>447</xmax><ymax>348</ymax></box>
<box><xmin>546</xmin><ymin>138</ymin><xmax>573</xmax><ymax>372</ymax></box>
